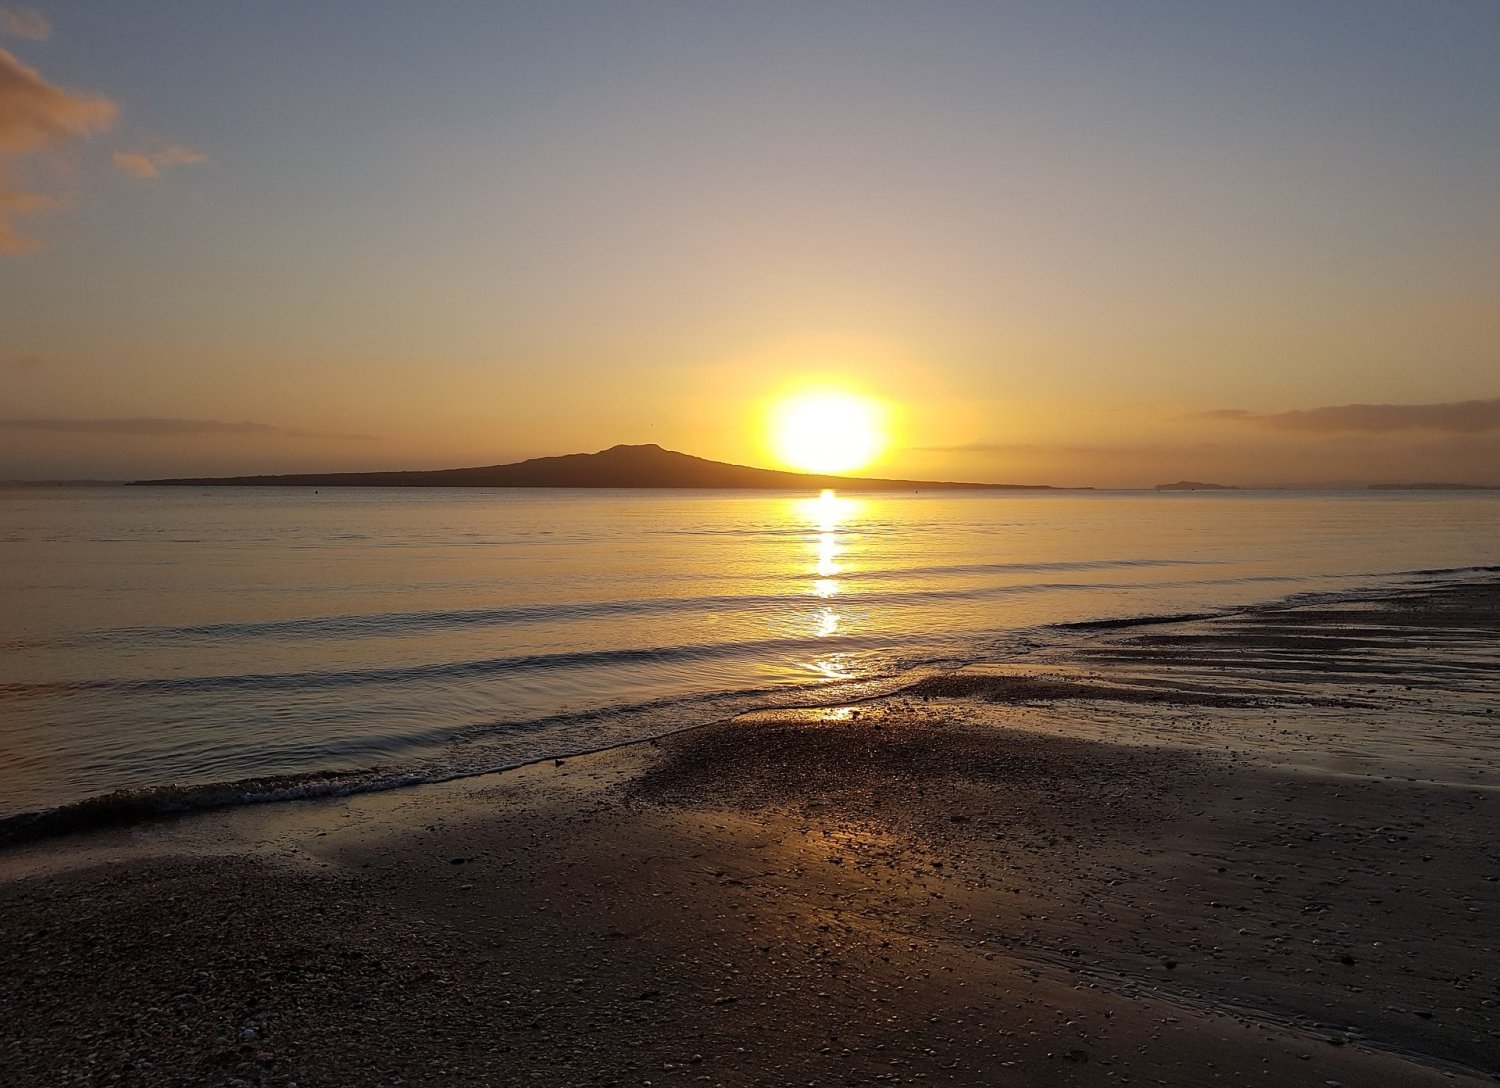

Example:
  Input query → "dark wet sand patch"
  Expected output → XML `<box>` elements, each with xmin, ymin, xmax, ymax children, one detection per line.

<box><xmin>903</xmin><ymin>672</ymin><xmax>1267</xmax><ymax>707</ymax></box>
<box><xmin>629</xmin><ymin>710</ymin><xmax>1220</xmax><ymax>810</ymax></box>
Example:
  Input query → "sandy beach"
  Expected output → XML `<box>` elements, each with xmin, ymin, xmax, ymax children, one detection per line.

<box><xmin>10</xmin><ymin>3</ymin><xmax>1500</xmax><ymax>1083</ymax></box>
<box><xmin>3</xmin><ymin>578</ymin><xmax>1497</xmax><ymax>1087</ymax></box>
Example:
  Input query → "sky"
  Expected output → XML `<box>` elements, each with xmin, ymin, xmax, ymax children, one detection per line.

<box><xmin>1</xmin><ymin>0</ymin><xmax>1498</xmax><ymax>487</ymax></box>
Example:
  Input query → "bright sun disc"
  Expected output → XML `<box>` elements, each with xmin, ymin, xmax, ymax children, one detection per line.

<box><xmin>770</xmin><ymin>392</ymin><xmax>886</xmax><ymax>474</ymax></box>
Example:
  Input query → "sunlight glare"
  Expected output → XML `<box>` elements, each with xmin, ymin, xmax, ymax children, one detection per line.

<box><xmin>770</xmin><ymin>393</ymin><xmax>887</xmax><ymax>474</ymax></box>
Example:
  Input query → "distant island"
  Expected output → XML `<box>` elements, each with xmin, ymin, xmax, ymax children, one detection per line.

<box><xmin>1154</xmin><ymin>480</ymin><xmax>1241</xmax><ymax>492</ymax></box>
<box><xmin>131</xmin><ymin>443</ymin><xmax>1061</xmax><ymax>491</ymax></box>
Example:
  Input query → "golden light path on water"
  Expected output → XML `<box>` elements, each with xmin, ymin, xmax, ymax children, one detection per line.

<box><xmin>801</xmin><ymin>488</ymin><xmax>861</xmax><ymax>679</ymax></box>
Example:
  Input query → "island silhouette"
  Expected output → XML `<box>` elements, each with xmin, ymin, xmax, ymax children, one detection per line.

<box><xmin>1154</xmin><ymin>480</ymin><xmax>1241</xmax><ymax>492</ymax></box>
<box><xmin>132</xmin><ymin>443</ymin><xmax>1058</xmax><ymax>490</ymax></box>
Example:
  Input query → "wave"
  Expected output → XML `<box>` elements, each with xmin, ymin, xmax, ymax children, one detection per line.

<box><xmin>0</xmin><ymin>767</ymin><xmax>399</xmax><ymax>849</ymax></box>
<box><xmin>0</xmin><ymin>632</ymin><xmax>910</xmax><ymax>698</ymax></box>
<box><xmin>11</xmin><ymin>559</ymin><xmax>1227</xmax><ymax>650</ymax></box>
<box><xmin>5</xmin><ymin>567</ymin><xmax>1453</xmax><ymax>696</ymax></box>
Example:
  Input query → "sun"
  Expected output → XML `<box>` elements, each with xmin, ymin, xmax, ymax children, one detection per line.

<box><xmin>769</xmin><ymin>391</ymin><xmax>887</xmax><ymax>474</ymax></box>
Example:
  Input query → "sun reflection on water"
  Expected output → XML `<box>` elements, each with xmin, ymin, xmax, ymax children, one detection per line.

<box><xmin>801</xmin><ymin>489</ymin><xmax>860</xmax><ymax>633</ymax></box>
<box><xmin>792</xmin><ymin>489</ymin><xmax>866</xmax><ymax>679</ymax></box>
<box><xmin>806</xmin><ymin>487</ymin><xmax>854</xmax><ymax>534</ymax></box>
<box><xmin>810</xmin><ymin>655</ymin><xmax>854</xmax><ymax>679</ymax></box>
<box><xmin>815</xmin><ymin>607</ymin><xmax>840</xmax><ymax>638</ymax></box>
<box><xmin>816</xmin><ymin>533</ymin><xmax>840</xmax><ymax>580</ymax></box>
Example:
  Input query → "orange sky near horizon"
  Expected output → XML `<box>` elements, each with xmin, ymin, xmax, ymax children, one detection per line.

<box><xmin>2</xmin><ymin>4</ymin><xmax>1499</xmax><ymax>487</ymax></box>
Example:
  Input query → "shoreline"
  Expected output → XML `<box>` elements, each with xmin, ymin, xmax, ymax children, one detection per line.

<box><xmin>3</xmin><ymin>577</ymin><xmax>1498</xmax><ymax>1085</ymax></box>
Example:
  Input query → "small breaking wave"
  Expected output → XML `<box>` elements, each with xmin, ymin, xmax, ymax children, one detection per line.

<box><xmin>0</xmin><ymin>767</ymin><xmax>402</xmax><ymax>849</ymax></box>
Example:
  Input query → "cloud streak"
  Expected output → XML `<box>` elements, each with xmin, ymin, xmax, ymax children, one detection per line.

<box><xmin>1204</xmin><ymin>398</ymin><xmax>1500</xmax><ymax>434</ymax></box>
<box><xmin>0</xmin><ymin>47</ymin><xmax>116</xmax><ymax>252</ymax></box>
<box><xmin>0</xmin><ymin>417</ymin><xmax>377</xmax><ymax>440</ymax></box>
<box><xmin>909</xmin><ymin>440</ymin><xmax>1218</xmax><ymax>459</ymax></box>
<box><xmin>113</xmin><ymin>144</ymin><xmax>207</xmax><ymax>180</ymax></box>
<box><xmin>0</xmin><ymin>5</ymin><xmax>49</xmax><ymax>41</ymax></box>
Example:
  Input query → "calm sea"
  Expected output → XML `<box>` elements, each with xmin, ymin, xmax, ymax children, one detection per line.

<box><xmin>2</xmin><ymin>485</ymin><xmax>1497</xmax><ymax>825</ymax></box>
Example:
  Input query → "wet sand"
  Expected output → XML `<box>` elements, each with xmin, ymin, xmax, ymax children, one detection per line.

<box><xmin>2</xmin><ymin>578</ymin><xmax>1498</xmax><ymax>1086</ymax></box>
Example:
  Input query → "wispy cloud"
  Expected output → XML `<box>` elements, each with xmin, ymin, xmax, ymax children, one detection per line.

<box><xmin>0</xmin><ymin>417</ymin><xmax>377</xmax><ymax>440</ymax></box>
<box><xmin>113</xmin><ymin>144</ymin><xmax>207</xmax><ymax>180</ymax></box>
<box><xmin>910</xmin><ymin>440</ymin><xmax>1212</xmax><ymax>459</ymax></box>
<box><xmin>1203</xmin><ymin>397</ymin><xmax>1500</xmax><ymax>434</ymax></box>
<box><xmin>2</xmin><ymin>352</ymin><xmax>46</xmax><ymax>371</ymax></box>
<box><xmin>0</xmin><ymin>5</ymin><xmax>49</xmax><ymax>41</ymax></box>
<box><xmin>0</xmin><ymin>47</ymin><xmax>116</xmax><ymax>252</ymax></box>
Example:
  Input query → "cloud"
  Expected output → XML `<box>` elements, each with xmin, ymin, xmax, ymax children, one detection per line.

<box><xmin>0</xmin><ymin>5</ymin><xmax>49</xmax><ymax>41</ymax></box>
<box><xmin>910</xmin><ymin>440</ymin><xmax>1211</xmax><ymax>459</ymax></box>
<box><xmin>3</xmin><ymin>352</ymin><xmax>46</xmax><ymax>371</ymax></box>
<box><xmin>113</xmin><ymin>144</ymin><xmax>207</xmax><ymax>180</ymax></box>
<box><xmin>0</xmin><ymin>417</ymin><xmax>377</xmax><ymax>440</ymax></box>
<box><xmin>1203</xmin><ymin>397</ymin><xmax>1500</xmax><ymax>434</ymax></box>
<box><xmin>0</xmin><ymin>47</ymin><xmax>116</xmax><ymax>252</ymax></box>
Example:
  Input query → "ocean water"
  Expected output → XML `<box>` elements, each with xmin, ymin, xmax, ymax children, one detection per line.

<box><xmin>2</xmin><ymin>485</ymin><xmax>1498</xmax><ymax>826</ymax></box>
